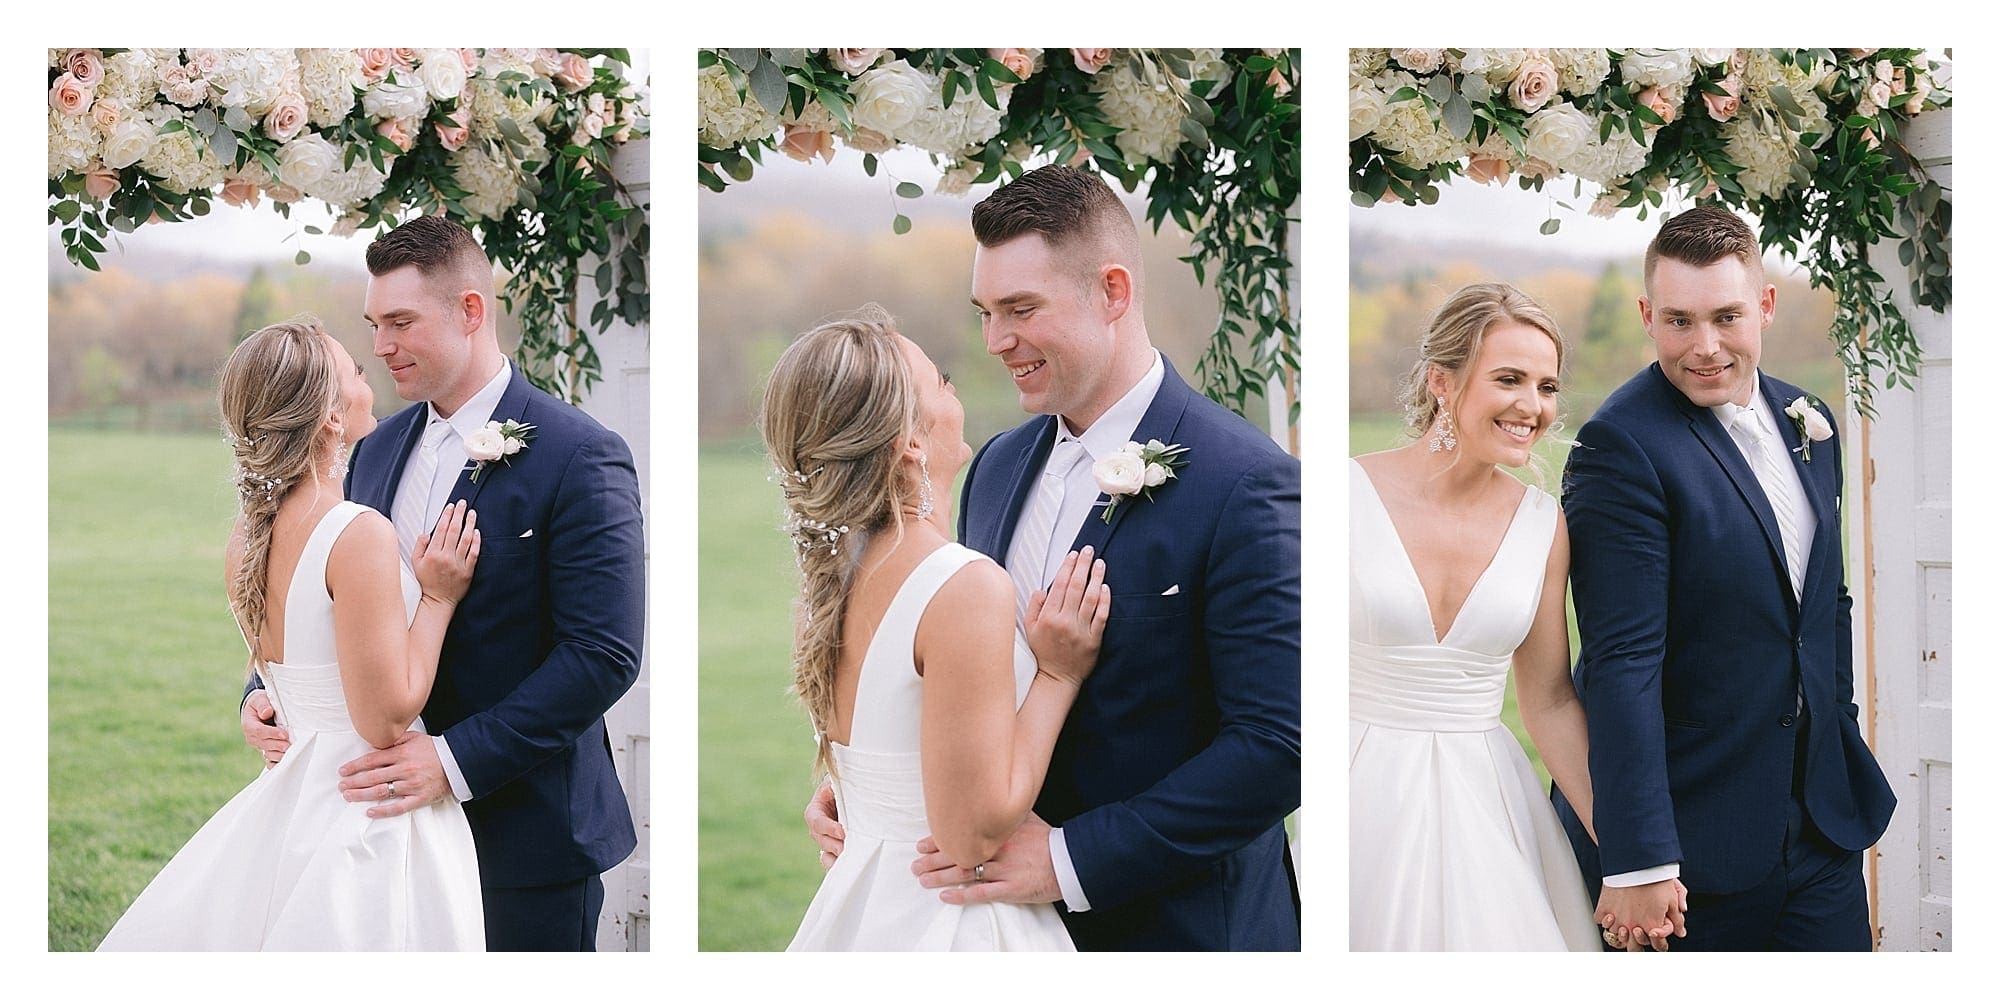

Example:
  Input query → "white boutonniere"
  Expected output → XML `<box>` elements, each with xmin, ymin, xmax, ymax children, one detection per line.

<box><xmin>1783</xmin><ymin>396</ymin><xmax>1833</xmax><ymax>463</ymax></box>
<box><xmin>1091</xmin><ymin>438</ymin><xmax>1189</xmax><ymax>523</ymax></box>
<box><xmin>464</xmin><ymin>419</ymin><xmax>535</xmax><ymax>483</ymax></box>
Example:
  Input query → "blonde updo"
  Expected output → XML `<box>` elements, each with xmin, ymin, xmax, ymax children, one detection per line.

<box><xmin>218</xmin><ymin>317</ymin><xmax>343</xmax><ymax>658</ymax></box>
<box><xmin>759</xmin><ymin>304</ymin><xmax>922</xmax><ymax>773</ymax></box>
<box><xmin>1397</xmin><ymin>281</ymin><xmax>1567</xmax><ymax>437</ymax></box>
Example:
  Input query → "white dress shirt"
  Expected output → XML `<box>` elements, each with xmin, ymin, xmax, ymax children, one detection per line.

<box><xmin>1004</xmin><ymin>352</ymin><xmax>1165</xmax><ymax>912</ymax></box>
<box><xmin>1605</xmin><ymin>373</ymin><xmax>1816</xmax><ymax>889</ymax></box>
<box><xmin>393</xmin><ymin>358</ymin><xmax>510</xmax><ymax>803</ymax></box>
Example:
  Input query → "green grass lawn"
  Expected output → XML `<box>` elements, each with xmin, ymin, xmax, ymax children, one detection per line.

<box><xmin>48</xmin><ymin>429</ymin><xmax>260</xmax><ymax>951</ymax></box>
<box><xmin>1349</xmin><ymin>412</ymin><xmax>1575</xmax><ymax>784</ymax></box>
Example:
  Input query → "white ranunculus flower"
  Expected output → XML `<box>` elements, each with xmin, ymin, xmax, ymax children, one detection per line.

<box><xmin>848</xmin><ymin>60</ymin><xmax>933</xmax><ymax>140</ymax></box>
<box><xmin>1787</xmin><ymin>398</ymin><xmax>1834</xmax><ymax>441</ymax></box>
<box><xmin>362</xmin><ymin>81</ymin><xmax>430</xmax><ymax>121</ymax></box>
<box><xmin>100</xmin><ymin>116</ymin><xmax>154</xmax><ymax>170</ymax></box>
<box><xmin>1143</xmin><ymin>463</ymin><xmax>1169</xmax><ymax>488</ymax></box>
<box><xmin>502</xmin><ymin>434</ymin><xmax>524</xmax><ymax>455</ymax></box>
<box><xmin>1523</xmin><ymin>101</ymin><xmax>1594</xmax><ymax>171</ymax></box>
<box><xmin>1618</xmin><ymin>48</ymin><xmax>1695</xmax><ymax>90</ymax></box>
<box><xmin>1093</xmin><ymin>451</ymin><xmax>1146</xmax><ymax>496</ymax></box>
<box><xmin>464</xmin><ymin>425</ymin><xmax>507</xmax><ymax>462</ymax></box>
<box><xmin>417</xmin><ymin>47</ymin><xmax>468</xmax><ymax>100</ymax></box>
<box><xmin>276</xmin><ymin>132</ymin><xmax>341</xmax><ymax>192</ymax></box>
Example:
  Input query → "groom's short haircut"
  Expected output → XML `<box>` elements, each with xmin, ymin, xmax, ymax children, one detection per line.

<box><xmin>365</xmin><ymin>214</ymin><xmax>494</xmax><ymax>309</ymax></box>
<box><xmin>1645</xmin><ymin>204</ymin><xmax>1764</xmax><ymax>290</ymax></box>
<box><xmin>971</xmin><ymin>164</ymin><xmax>1145</xmax><ymax>297</ymax></box>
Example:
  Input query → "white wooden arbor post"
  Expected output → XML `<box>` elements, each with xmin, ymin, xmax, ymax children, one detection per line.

<box><xmin>1854</xmin><ymin>109</ymin><xmax>1951</xmax><ymax>952</ymax></box>
<box><xmin>578</xmin><ymin>136</ymin><xmax>651</xmax><ymax>951</ymax></box>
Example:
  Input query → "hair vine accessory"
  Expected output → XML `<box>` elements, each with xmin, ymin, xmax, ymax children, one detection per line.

<box><xmin>234</xmin><ymin>467</ymin><xmax>286</xmax><ymax>502</ymax></box>
<box><xmin>223</xmin><ymin>430</ymin><xmax>260</xmax><ymax>451</ymax></box>
<box><xmin>782</xmin><ymin>509</ymin><xmax>850</xmax><ymax>556</ymax></box>
<box><xmin>916</xmin><ymin>454</ymin><xmax>934</xmax><ymax>520</ymax></box>
<box><xmin>1429</xmin><ymin>396</ymin><xmax>1458</xmax><ymax>452</ymax></box>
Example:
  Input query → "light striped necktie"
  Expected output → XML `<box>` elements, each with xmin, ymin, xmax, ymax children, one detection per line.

<box><xmin>1729</xmin><ymin>406</ymin><xmax>1807</xmax><ymax>601</ymax></box>
<box><xmin>1009</xmin><ymin>438</ymin><xmax>1088</xmax><ymax>624</ymax></box>
<box><xmin>392</xmin><ymin>419</ymin><xmax>456</xmax><ymax>561</ymax></box>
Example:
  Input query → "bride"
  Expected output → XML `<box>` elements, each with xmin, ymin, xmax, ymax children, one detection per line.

<box><xmin>99</xmin><ymin>318</ymin><xmax>485</xmax><ymax>950</ymax></box>
<box><xmin>764</xmin><ymin>307</ymin><xmax>1106</xmax><ymax>951</ymax></box>
<box><xmin>1348</xmin><ymin>282</ymin><xmax>1682</xmax><ymax>951</ymax></box>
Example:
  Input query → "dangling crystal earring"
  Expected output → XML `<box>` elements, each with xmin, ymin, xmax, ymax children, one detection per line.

<box><xmin>1429</xmin><ymin>396</ymin><xmax>1458</xmax><ymax>452</ymax></box>
<box><xmin>916</xmin><ymin>454</ymin><xmax>935</xmax><ymax>520</ymax></box>
<box><xmin>329</xmin><ymin>443</ymin><xmax>350</xmax><ymax>481</ymax></box>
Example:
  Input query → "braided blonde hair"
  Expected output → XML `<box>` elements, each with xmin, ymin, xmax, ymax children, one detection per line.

<box><xmin>759</xmin><ymin>305</ymin><xmax>923</xmax><ymax>775</ymax></box>
<box><xmin>218</xmin><ymin>318</ymin><xmax>343</xmax><ymax>668</ymax></box>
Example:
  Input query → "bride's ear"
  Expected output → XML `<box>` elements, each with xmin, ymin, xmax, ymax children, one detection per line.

<box><xmin>1424</xmin><ymin>365</ymin><xmax>1453</xmax><ymax>403</ymax></box>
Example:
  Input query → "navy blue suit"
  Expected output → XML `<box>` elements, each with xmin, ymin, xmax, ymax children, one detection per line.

<box><xmin>255</xmin><ymin>363</ymin><xmax>644</xmax><ymax>948</ymax></box>
<box><xmin>957</xmin><ymin>359</ymin><xmax>1300</xmax><ymax>951</ymax></box>
<box><xmin>1552</xmin><ymin>364</ymin><xmax>1894</xmax><ymax>948</ymax></box>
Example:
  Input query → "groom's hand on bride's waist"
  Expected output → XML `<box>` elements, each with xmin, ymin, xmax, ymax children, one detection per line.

<box><xmin>805</xmin><ymin>780</ymin><xmax>844</xmax><ymax>870</ymax></box>
<box><xmin>338</xmin><ymin>731</ymin><xmax>449</xmax><ymax>818</ymax></box>
<box><xmin>240</xmin><ymin>690</ymin><xmax>289</xmax><ymax>768</ymax></box>
<box><xmin>913</xmin><ymin>813</ymin><xmax>1060</xmax><ymax>906</ymax></box>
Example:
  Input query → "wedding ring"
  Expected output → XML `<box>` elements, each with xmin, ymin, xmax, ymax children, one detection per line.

<box><xmin>386</xmin><ymin>780</ymin><xmax>398</xmax><ymax>798</ymax></box>
<box><xmin>1601</xmin><ymin>928</ymin><xmax>1623</xmax><ymax>948</ymax></box>
<box><xmin>974</xmin><ymin>863</ymin><xmax>986</xmax><ymax>883</ymax></box>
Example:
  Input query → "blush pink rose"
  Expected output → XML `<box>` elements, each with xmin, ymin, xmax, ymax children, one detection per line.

<box><xmin>160</xmin><ymin>62</ymin><xmax>208</xmax><ymax>106</ymax></box>
<box><xmin>989</xmin><ymin>47</ymin><xmax>1036</xmax><ymax>82</ymax></box>
<box><xmin>1636</xmin><ymin>86</ymin><xmax>1678</xmax><ymax>127</ymax></box>
<box><xmin>533</xmin><ymin>48</ymin><xmax>564</xmax><ymax>78</ymax></box>
<box><xmin>1702</xmin><ymin>76</ymin><xmax>1741</xmax><ymax>122</ymax></box>
<box><xmin>219</xmin><ymin>168</ymin><xmax>262</xmax><ymax>208</ymax></box>
<box><xmin>1267</xmin><ymin>67</ymin><xmax>1293</xmax><ymax>97</ymax></box>
<box><xmin>1699</xmin><ymin>180</ymin><xmax>1721</xmax><ymax>197</ymax></box>
<box><xmin>49</xmin><ymin>72</ymin><xmax>92</xmax><ymax>116</ymax></box>
<box><xmin>828</xmin><ymin>48</ymin><xmax>885</xmax><ymax>75</ymax></box>
<box><xmin>1868</xmin><ymin>79</ymin><xmax>1894</xmax><ymax>110</ymax></box>
<box><xmin>89</xmin><ymin>96</ymin><xmax>123</xmax><ymax>134</ymax></box>
<box><xmin>264</xmin><ymin>92</ymin><xmax>310</xmax><ymax>142</ymax></box>
<box><xmin>841</xmin><ymin>126</ymin><xmax>894</xmax><ymax>155</ymax></box>
<box><xmin>554</xmin><ymin>52</ymin><xmax>592</xmax><ymax>93</ymax></box>
<box><xmin>434</xmin><ymin>105</ymin><xmax>471</xmax><ymax>151</ymax></box>
<box><xmin>1070</xmin><ymin>48</ymin><xmax>1113</xmax><ymax>75</ymax></box>
<box><xmin>1509</xmin><ymin>56</ymin><xmax>1558</xmax><ymax>114</ymax></box>
<box><xmin>780</xmin><ymin>121</ymin><xmax>835</xmax><ymax>163</ymax></box>
<box><xmin>376</xmin><ymin>116</ymin><xmax>417</xmax><ymax>152</ymax></box>
<box><xmin>357</xmin><ymin>48</ymin><xmax>394</xmax><ymax>84</ymax></box>
<box><xmin>1517</xmin><ymin>157</ymin><xmax>1556</xmax><ymax>181</ymax></box>
<box><xmin>185</xmin><ymin>50</ymin><xmax>221</xmax><ymax>76</ymax></box>
<box><xmin>82</xmin><ymin>160</ymin><xmax>119</xmax><ymax>201</ymax></box>
<box><xmin>65</xmin><ymin>49</ymin><xmax>103</xmax><ymax>88</ymax></box>
<box><xmin>1464</xmin><ymin>154</ymin><xmax>1512</xmax><ymax>185</ymax></box>
<box><xmin>392</xmin><ymin>48</ymin><xmax>418</xmax><ymax>71</ymax></box>
<box><xmin>459</xmin><ymin>48</ymin><xmax>479</xmax><ymax>75</ymax></box>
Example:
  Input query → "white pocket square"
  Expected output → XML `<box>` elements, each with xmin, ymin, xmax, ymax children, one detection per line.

<box><xmin>518</xmin><ymin>529</ymin><xmax>534</xmax><ymax>538</ymax></box>
<box><xmin>1160</xmin><ymin>584</ymin><xmax>1180</xmax><ymax>596</ymax></box>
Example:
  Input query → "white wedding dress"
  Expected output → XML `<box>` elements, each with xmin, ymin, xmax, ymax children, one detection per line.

<box><xmin>788</xmin><ymin>543</ymin><xmax>1075</xmax><ymax>951</ymax></box>
<box><xmin>99</xmin><ymin>501</ymin><xmax>484</xmax><ymax>951</ymax></box>
<box><xmin>1348</xmin><ymin>461</ymin><xmax>1597</xmax><ymax>951</ymax></box>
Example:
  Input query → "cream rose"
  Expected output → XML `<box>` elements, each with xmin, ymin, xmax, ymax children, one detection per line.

<box><xmin>1619</xmin><ymin>48</ymin><xmax>1694</xmax><ymax>90</ymax></box>
<box><xmin>1093</xmin><ymin>450</ymin><xmax>1146</xmax><ymax>496</ymax></box>
<box><xmin>848</xmin><ymin>60</ymin><xmax>933</xmax><ymax>139</ymax></box>
<box><xmin>464</xmin><ymin>425</ymin><xmax>507</xmax><ymax>462</ymax></box>
<box><xmin>1390</xmin><ymin>49</ymin><xmax>1445</xmax><ymax>74</ymax></box>
<box><xmin>1690</xmin><ymin>48</ymin><xmax>1735</xmax><ymax>67</ymax></box>
<box><xmin>362</xmin><ymin>81</ymin><xmax>429</xmax><ymax>121</ymax></box>
<box><xmin>419</xmin><ymin>47</ymin><xmax>469</xmax><ymax>100</ymax></box>
<box><xmin>553</xmin><ymin>52</ymin><xmax>592</xmax><ymax>93</ymax></box>
<box><xmin>1524</xmin><ymin>102</ymin><xmax>1593</xmax><ymax>169</ymax></box>
<box><xmin>159</xmin><ymin>62</ymin><xmax>208</xmax><ymax>106</ymax></box>
<box><xmin>50</xmin><ymin>73</ymin><xmax>92</xmax><ymax>116</ymax></box>
<box><xmin>1349</xmin><ymin>83</ymin><xmax>1387</xmax><ymax>142</ymax></box>
<box><xmin>841</xmin><ymin>126</ymin><xmax>895</xmax><ymax>155</ymax></box>
<box><xmin>1868</xmin><ymin>79</ymin><xmax>1895</xmax><ymax>110</ymax></box>
<box><xmin>100</xmin><ymin>118</ymin><xmax>153</xmax><ymax>170</ymax></box>
<box><xmin>1070</xmin><ymin>48</ymin><xmax>1113</xmax><ymax>75</ymax></box>
<box><xmin>276</xmin><ymin>132</ymin><xmax>340</xmax><ymax>192</ymax></box>
<box><xmin>1509</xmin><ymin>56</ymin><xmax>1559</xmax><ymax>114</ymax></box>
<box><xmin>264</xmin><ymin>92</ymin><xmax>310</xmax><ymax>142</ymax></box>
<box><xmin>828</xmin><ymin>48</ymin><xmax>885</xmax><ymax>75</ymax></box>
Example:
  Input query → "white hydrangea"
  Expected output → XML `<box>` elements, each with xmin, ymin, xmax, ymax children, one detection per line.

<box><xmin>1370</xmin><ymin>71</ymin><xmax>1466</xmax><ymax>169</ymax></box>
<box><xmin>100</xmin><ymin>50</ymin><xmax>160</xmax><ymax>107</ymax></box>
<box><xmin>198</xmin><ymin>47</ymin><xmax>295</xmax><ymax>115</ymax></box>
<box><xmin>1094</xmin><ymin>62</ymin><xmax>1187</xmax><ymax>164</ymax></box>
<box><xmin>1566</xmin><ymin>126</ymin><xmax>1652</xmax><ymax>185</ymax></box>
<box><xmin>1618</xmin><ymin>49</ymin><xmax>1695</xmax><ymax>91</ymax></box>
<box><xmin>1551</xmin><ymin>48</ymin><xmax>1612</xmax><ymax>95</ymax></box>
<box><xmin>139</xmin><ymin>117</ymin><xmax>226</xmax><ymax>193</ymax></box>
<box><xmin>47</xmin><ymin>107</ymin><xmax>98</xmax><ymax>178</ymax></box>
<box><xmin>696</xmin><ymin>62</ymin><xmax>779</xmax><ymax>147</ymax></box>
<box><xmin>450</xmin><ymin>143</ymin><xmax>523</xmax><ymax>219</ymax></box>
<box><xmin>319</xmin><ymin>156</ymin><xmax>390</xmax><ymax>210</ymax></box>
<box><xmin>361</xmin><ymin>80</ymin><xmax>430</xmax><ymax>121</ymax></box>
<box><xmin>297</xmin><ymin>49</ymin><xmax>364</xmax><ymax>128</ymax></box>
<box><xmin>1522</xmin><ymin>101</ymin><xmax>1595</xmax><ymax>172</ymax></box>
<box><xmin>1350</xmin><ymin>48</ymin><xmax>1390</xmax><ymax>82</ymax></box>
<box><xmin>1459</xmin><ymin>48</ymin><xmax>1529</xmax><ymax>84</ymax></box>
<box><xmin>903</xmin><ymin>80</ymin><xmax>1009</xmax><ymax>155</ymax></box>
<box><xmin>1722</xmin><ymin>115</ymin><xmax>1800</xmax><ymax>202</ymax></box>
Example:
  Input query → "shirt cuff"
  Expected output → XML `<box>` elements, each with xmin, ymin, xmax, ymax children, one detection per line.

<box><xmin>434</xmin><ymin>734</ymin><xmax>473</xmax><ymax>802</ymax></box>
<box><xmin>1049</xmin><ymin>826</ymin><xmax>1092</xmax><ymax>912</ymax></box>
<box><xmin>1603</xmin><ymin>863</ymin><xmax>1680</xmax><ymax>888</ymax></box>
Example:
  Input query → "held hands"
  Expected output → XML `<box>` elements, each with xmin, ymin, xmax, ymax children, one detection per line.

<box><xmin>413</xmin><ymin>500</ymin><xmax>480</xmax><ymax>605</ymax></box>
<box><xmin>805</xmin><ymin>780</ymin><xmax>845</xmax><ymax>871</ymax></box>
<box><xmin>912</xmin><ymin>811</ymin><xmax>1062</xmax><ymax>905</ymax></box>
<box><xmin>1597</xmin><ymin>878</ymin><xmax>1690</xmax><ymax>951</ymax></box>
<box><xmin>1025</xmin><ymin>546</ymin><xmax>1110</xmax><ymax>687</ymax></box>
<box><xmin>240</xmin><ymin>689</ymin><xmax>289</xmax><ymax>768</ymax></box>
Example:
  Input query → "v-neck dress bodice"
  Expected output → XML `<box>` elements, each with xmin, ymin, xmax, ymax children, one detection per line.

<box><xmin>1347</xmin><ymin>459</ymin><xmax>1596</xmax><ymax>951</ymax></box>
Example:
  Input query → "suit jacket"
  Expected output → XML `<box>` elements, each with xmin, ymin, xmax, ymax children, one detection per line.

<box><xmin>957</xmin><ymin>359</ymin><xmax>1301</xmax><ymax>950</ymax></box>
<box><xmin>1552</xmin><ymin>364</ymin><xmax>1894</xmax><ymax>894</ymax></box>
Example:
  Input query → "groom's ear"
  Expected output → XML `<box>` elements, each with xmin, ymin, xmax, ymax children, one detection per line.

<box><xmin>458</xmin><ymin>288</ymin><xmax>487</xmax><ymax>336</ymax></box>
<box><xmin>1098</xmin><ymin>264</ymin><xmax>1134</xmax><ymax>322</ymax></box>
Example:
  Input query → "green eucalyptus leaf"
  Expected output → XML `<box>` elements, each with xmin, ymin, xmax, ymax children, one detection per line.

<box><xmin>748</xmin><ymin>58</ymin><xmax>788</xmax><ymax>114</ymax></box>
<box><xmin>895</xmin><ymin>181</ymin><xmax>924</xmax><ymax>199</ymax></box>
<box><xmin>893</xmin><ymin>213</ymin><xmax>911</xmax><ymax>235</ymax></box>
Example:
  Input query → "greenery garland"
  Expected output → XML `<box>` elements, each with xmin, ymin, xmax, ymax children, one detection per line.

<box><xmin>697</xmin><ymin>47</ymin><xmax>1300</xmax><ymax>433</ymax></box>
<box><xmin>47</xmin><ymin>47</ymin><xmax>650</xmax><ymax>403</ymax></box>
<box><xmin>1349</xmin><ymin>47</ymin><xmax>1950</xmax><ymax>413</ymax></box>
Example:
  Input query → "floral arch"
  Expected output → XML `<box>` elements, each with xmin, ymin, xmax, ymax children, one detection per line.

<box><xmin>47</xmin><ymin>47</ymin><xmax>650</xmax><ymax>403</ymax></box>
<box><xmin>697</xmin><ymin>47</ymin><xmax>1301</xmax><ymax>443</ymax></box>
<box><xmin>1349</xmin><ymin>47</ymin><xmax>1951</xmax><ymax>411</ymax></box>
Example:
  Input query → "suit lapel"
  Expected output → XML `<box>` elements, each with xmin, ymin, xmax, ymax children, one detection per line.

<box><xmin>442</xmin><ymin>362</ymin><xmax>536</xmax><ymax>511</ymax></box>
<box><xmin>1669</xmin><ymin>371</ymin><xmax>1789</xmax><ymax>591</ymax></box>
<box><xmin>1065</xmin><ymin>362</ymin><xmax>1193</xmax><ymax>558</ymax></box>
<box><xmin>367</xmin><ymin>406</ymin><xmax>430</xmax><ymax>514</ymax></box>
<box><xmin>1761</xmin><ymin>379</ymin><xmax>1838</xmax><ymax>600</ymax></box>
<box><xmin>985</xmin><ymin>415</ymin><xmax>1059</xmax><ymax>560</ymax></box>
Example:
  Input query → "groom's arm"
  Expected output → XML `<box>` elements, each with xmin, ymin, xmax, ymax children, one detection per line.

<box><xmin>1829</xmin><ymin>427</ymin><xmax>1861</xmax><ymax>722</ymax></box>
<box><xmin>1057</xmin><ymin>452</ymin><xmax>1301</xmax><ymax>912</ymax></box>
<box><xmin>1563</xmin><ymin>418</ymin><xmax>1682</xmax><ymax>876</ymax></box>
<box><xmin>437</xmin><ymin>430</ymin><xmax>646</xmax><ymax>797</ymax></box>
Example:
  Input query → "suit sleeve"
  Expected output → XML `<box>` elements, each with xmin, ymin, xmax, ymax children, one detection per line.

<box><xmin>439</xmin><ymin>430</ymin><xmax>646</xmax><ymax>797</ymax></box>
<box><xmin>1564</xmin><ymin>418</ymin><xmax>1681</xmax><ymax>875</ymax></box>
<box><xmin>1060</xmin><ymin>452</ymin><xmax>1301</xmax><ymax>911</ymax></box>
<box><xmin>1828</xmin><ymin>419</ymin><xmax>1859</xmax><ymax>721</ymax></box>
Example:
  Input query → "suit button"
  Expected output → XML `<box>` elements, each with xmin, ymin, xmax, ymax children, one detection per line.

<box><xmin>1780</xmin><ymin>714</ymin><xmax>1796</xmax><ymax>727</ymax></box>
<box><xmin>1795</xmin><ymin>637</ymin><xmax>1804</xmax><ymax>649</ymax></box>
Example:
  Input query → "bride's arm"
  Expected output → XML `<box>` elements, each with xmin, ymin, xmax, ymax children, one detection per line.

<box><xmin>328</xmin><ymin>503</ymin><xmax>479</xmax><ymax>748</ymax></box>
<box><xmin>1515</xmin><ymin>510</ymin><xmax>1596</xmax><ymax>841</ymax></box>
<box><xmin>918</xmin><ymin>552</ymin><xmax>1106</xmax><ymax>869</ymax></box>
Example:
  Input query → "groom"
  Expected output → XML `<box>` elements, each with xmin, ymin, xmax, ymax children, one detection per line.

<box><xmin>1553</xmin><ymin>205</ymin><xmax>1895</xmax><ymax>950</ymax></box>
<box><xmin>241</xmin><ymin>216</ymin><xmax>646</xmax><ymax>950</ymax></box>
<box><xmin>809</xmin><ymin>165</ymin><xmax>1301</xmax><ymax>950</ymax></box>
